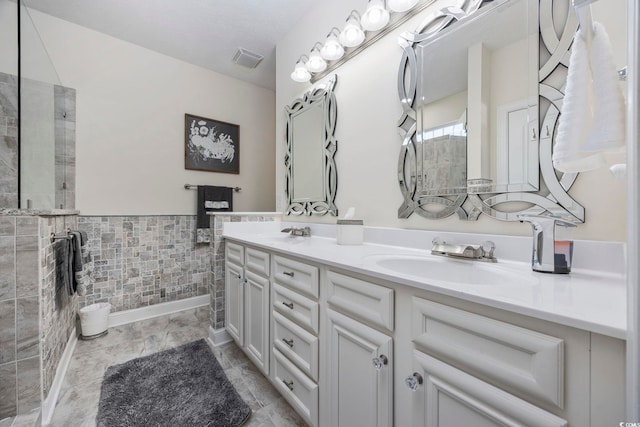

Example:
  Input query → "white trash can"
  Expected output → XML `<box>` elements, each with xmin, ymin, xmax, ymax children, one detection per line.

<box><xmin>79</xmin><ymin>302</ymin><xmax>111</xmax><ymax>339</ymax></box>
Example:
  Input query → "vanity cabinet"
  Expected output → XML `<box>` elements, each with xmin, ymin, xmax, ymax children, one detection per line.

<box><xmin>224</xmin><ymin>242</ymin><xmax>270</xmax><ymax>374</ymax></box>
<box><xmin>271</xmin><ymin>254</ymin><xmax>320</xmax><ymax>427</ymax></box>
<box><xmin>223</xmin><ymin>238</ymin><xmax>625</xmax><ymax>427</ymax></box>
<box><xmin>323</xmin><ymin>270</ymin><xmax>394</xmax><ymax>427</ymax></box>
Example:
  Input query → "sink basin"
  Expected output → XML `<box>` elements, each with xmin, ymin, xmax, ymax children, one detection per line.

<box><xmin>367</xmin><ymin>254</ymin><xmax>535</xmax><ymax>286</ymax></box>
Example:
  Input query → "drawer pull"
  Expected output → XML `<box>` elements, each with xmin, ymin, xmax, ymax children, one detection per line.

<box><xmin>405</xmin><ymin>372</ymin><xmax>423</xmax><ymax>392</ymax></box>
<box><xmin>283</xmin><ymin>271</ymin><xmax>295</xmax><ymax>277</ymax></box>
<box><xmin>372</xmin><ymin>354</ymin><xmax>388</xmax><ymax>371</ymax></box>
<box><xmin>282</xmin><ymin>338</ymin><xmax>294</xmax><ymax>348</ymax></box>
<box><xmin>236</xmin><ymin>274</ymin><xmax>242</xmax><ymax>279</ymax></box>
<box><xmin>282</xmin><ymin>379</ymin><xmax>294</xmax><ymax>391</ymax></box>
<box><xmin>282</xmin><ymin>301</ymin><xmax>294</xmax><ymax>309</ymax></box>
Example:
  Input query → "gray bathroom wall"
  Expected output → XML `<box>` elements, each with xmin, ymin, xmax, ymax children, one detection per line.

<box><xmin>0</xmin><ymin>73</ymin><xmax>18</xmax><ymax>208</ymax></box>
<box><xmin>77</xmin><ymin>215</ymin><xmax>211</xmax><ymax>313</ymax></box>
<box><xmin>0</xmin><ymin>214</ymin><xmax>78</xmax><ymax>419</ymax></box>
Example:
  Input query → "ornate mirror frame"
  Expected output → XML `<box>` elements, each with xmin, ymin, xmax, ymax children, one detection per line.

<box><xmin>397</xmin><ymin>0</ymin><xmax>584</xmax><ymax>222</ymax></box>
<box><xmin>285</xmin><ymin>75</ymin><xmax>338</xmax><ymax>216</ymax></box>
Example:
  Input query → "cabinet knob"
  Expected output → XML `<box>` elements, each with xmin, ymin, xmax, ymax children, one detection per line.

<box><xmin>236</xmin><ymin>274</ymin><xmax>241</xmax><ymax>279</ymax></box>
<box><xmin>405</xmin><ymin>372</ymin><xmax>423</xmax><ymax>391</ymax></box>
<box><xmin>282</xmin><ymin>301</ymin><xmax>294</xmax><ymax>309</ymax></box>
<box><xmin>283</xmin><ymin>271</ymin><xmax>295</xmax><ymax>277</ymax></box>
<box><xmin>282</xmin><ymin>379</ymin><xmax>294</xmax><ymax>391</ymax></box>
<box><xmin>282</xmin><ymin>338</ymin><xmax>294</xmax><ymax>348</ymax></box>
<box><xmin>372</xmin><ymin>354</ymin><xmax>388</xmax><ymax>371</ymax></box>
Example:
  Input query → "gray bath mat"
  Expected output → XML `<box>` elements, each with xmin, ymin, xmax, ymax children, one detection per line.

<box><xmin>96</xmin><ymin>339</ymin><xmax>251</xmax><ymax>427</ymax></box>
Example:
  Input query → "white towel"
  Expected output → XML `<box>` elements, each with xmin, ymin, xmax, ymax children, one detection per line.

<box><xmin>553</xmin><ymin>21</ymin><xmax>626</xmax><ymax>173</ymax></box>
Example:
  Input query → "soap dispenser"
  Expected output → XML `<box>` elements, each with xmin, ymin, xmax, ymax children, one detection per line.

<box><xmin>519</xmin><ymin>215</ymin><xmax>577</xmax><ymax>274</ymax></box>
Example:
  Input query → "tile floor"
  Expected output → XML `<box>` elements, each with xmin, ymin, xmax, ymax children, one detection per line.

<box><xmin>49</xmin><ymin>306</ymin><xmax>307</xmax><ymax>427</ymax></box>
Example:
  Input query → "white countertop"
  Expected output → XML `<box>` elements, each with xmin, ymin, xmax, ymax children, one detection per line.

<box><xmin>223</xmin><ymin>221</ymin><xmax>627</xmax><ymax>340</ymax></box>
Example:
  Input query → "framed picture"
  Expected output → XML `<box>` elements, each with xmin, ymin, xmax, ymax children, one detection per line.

<box><xmin>185</xmin><ymin>113</ymin><xmax>240</xmax><ymax>174</ymax></box>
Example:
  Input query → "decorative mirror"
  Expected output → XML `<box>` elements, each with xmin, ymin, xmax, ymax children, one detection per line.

<box><xmin>397</xmin><ymin>0</ymin><xmax>584</xmax><ymax>222</ymax></box>
<box><xmin>285</xmin><ymin>75</ymin><xmax>338</xmax><ymax>216</ymax></box>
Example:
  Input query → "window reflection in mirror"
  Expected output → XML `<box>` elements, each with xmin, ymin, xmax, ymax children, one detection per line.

<box><xmin>416</xmin><ymin>0</ymin><xmax>538</xmax><ymax>195</ymax></box>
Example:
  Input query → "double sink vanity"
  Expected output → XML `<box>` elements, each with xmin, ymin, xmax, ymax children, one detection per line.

<box><xmin>223</xmin><ymin>220</ymin><xmax>626</xmax><ymax>427</ymax></box>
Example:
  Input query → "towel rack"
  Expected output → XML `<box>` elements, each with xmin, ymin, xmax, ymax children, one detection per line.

<box><xmin>184</xmin><ymin>184</ymin><xmax>241</xmax><ymax>192</ymax></box>
<box><xmin>50</xmin><ymin>228</ymin><xmax>72</xmax><ymax>243</ymax></box>
<box><xmin>572</xmin><ymin>0</ymin><xmax>627</xmax><ymax>82</ymax></box>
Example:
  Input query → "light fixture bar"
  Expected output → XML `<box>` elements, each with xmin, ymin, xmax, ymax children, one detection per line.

<box><xmin>310</xmin><ymin>0</ymin><xmax>436</xmax><ymax>83</ymax></box>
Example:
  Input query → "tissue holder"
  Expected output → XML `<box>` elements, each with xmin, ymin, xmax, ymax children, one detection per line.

<box><xmin>337</xmin><ymin>219</ymin><xmax>364</xmax><ymax>245</ymax></box>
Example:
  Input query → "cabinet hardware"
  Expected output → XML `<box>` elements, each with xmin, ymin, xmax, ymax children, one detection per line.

<box><xmin>282</xmin><ymin>301</ymin><xmax>294</xmax><ymax>309</ymax></box>
<box><xmin>282</xmin><ymin>379</ymin><xmax>294</xmax><ymax>391</ymax></box>
<box><xmin>283</xmin><ymin>271</ymin><xmax>295</xmax><ymax>277</ymax></box>
<box><xmin>372</xmin><ymin>354</ymin><xmax>389</xmax><ymax>371</ymax></box>
<box><xmin>405</xmin><ymin>372</ymin><xmax>423</xmax><ymax>391</ymax></box>
<box><xmin>236</xmin><ymin>274</ymin><xmax>242</xmax><ymax>279</ymax></box>
<box><xmin>282</xmin><ymin>338</ymin><xmax>294</xmax><ymax>347</ymax></box>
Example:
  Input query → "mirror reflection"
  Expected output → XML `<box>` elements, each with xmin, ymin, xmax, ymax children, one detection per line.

<box><xmin>285</xmin><ymin>75</ymin><xmax>338</xmax><ymax>216</ymax></box>
<box><xmin>397</xmin><ymin>0</ymin><xmax>587</xmax><ymax>221</ymax></box>
<box><xmin>415</xmin><ymin>0</ymin><xmax>538</xmax><ymax>195</ymax></box>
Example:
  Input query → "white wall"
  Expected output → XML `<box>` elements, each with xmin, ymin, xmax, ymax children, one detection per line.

<box><xmin>28</xmin><ymin>9</ymin><xmax>276</xmax><ymax>215</ymax></box>
<box><xmin>276</xmin><ymin>0</ymin><xmax>627</xmax><ymax>241</ymax></box>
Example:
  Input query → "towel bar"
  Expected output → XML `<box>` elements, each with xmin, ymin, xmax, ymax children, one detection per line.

<box><xmin>184</xmin><ymin>184</ymin><xmax>241</xmax><ymax>192</ymax></box>
<box><xmin>50</xmin><ymin>228</ymin><xmax>72</xmax><ymax>243</ymax></box>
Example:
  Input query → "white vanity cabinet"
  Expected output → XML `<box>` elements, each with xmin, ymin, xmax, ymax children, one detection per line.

<box><xmin>223</xmin><ymin>237</ymin><xmax>626</xmax><ymax>427</ymax></box>
<box><xmin>224</xmin><ymin>242</ymin><xmax>270</xmax><ymax>375</ymax></box>
<box><xmin>270</xmin><ymin>254</ymin><xmax>320</xmax><ymax>427</ymax></box>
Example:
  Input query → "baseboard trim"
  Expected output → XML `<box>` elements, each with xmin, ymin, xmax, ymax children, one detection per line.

<box><xmin>108</xmin><ymin>295</ymin><xmax>209</xmax><ymax>327</ymax></box>
<box><xmin>208</xmin><ymin>326</ymin><xmax>232</xmax><ymax>347</ymax></box>
<box><xmin>42</xmin><ymin>327</ymin><xmax>78</xmax><ymax>426</ymax></box>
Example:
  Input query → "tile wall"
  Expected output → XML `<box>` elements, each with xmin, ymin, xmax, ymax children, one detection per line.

<box><xmin>0</xmin><ymin>214</ymin><xmax>78</xmax><ymax>419</ymax></box>
<box><xmin>0</xmin><ymin>73</ymin><xmax>18</xmax><ymax>208</ymax></box>
<box><xmin>77</xmin><ymin>216</ymin><xmax>211</xmax><ymax>312</ymax></box>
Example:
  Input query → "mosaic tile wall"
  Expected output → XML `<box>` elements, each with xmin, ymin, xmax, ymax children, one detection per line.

<box><xmin>0</xmin><ymin>213</ymin><xmax>77</xmax><ymax>419</ymax></box>
<box><xmin>210</xmin><ymin>214</ymin><xmax>280</xmax><ymax>330</ymax></box>
<box><xmin>77</xmin><ymin>216</ymin><xmax>211</xmax><ymax>312</ymax></box>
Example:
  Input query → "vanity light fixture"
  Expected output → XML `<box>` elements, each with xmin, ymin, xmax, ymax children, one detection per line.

<box><xmin>291</xmin><ymin>0</ymin><xmax>432</xmax><ymax>83</ymax></box>
<box><xmin>306</xmin><ymin>43</ymin><xmax>328</xmax><ymax>73</ymax></box>
<box><xmin>320</xmin><ymin>28</ymin><xmax>345</xmax><ymax>61</ymax></box>
<box><xmin>387</xmin><ymin>0</ymin><xmax>419</xmax><ymax>13</ymax></box>
<box><xmin>290</xmin><ymin>55</ymin><xmax>311</xmax><ymax>82</ymax></box>
<box><xmin>339</xmin><ymin>10</ymin><xmax>366</xmax><ymax>48</ymax></box>
<box><xmin>362</xmin><ymin>0</ymin><xmax>391</xmax><ymax>31</ymax></box>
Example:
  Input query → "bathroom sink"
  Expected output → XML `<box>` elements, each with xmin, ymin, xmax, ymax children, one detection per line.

<box><xmin>367</xmin><ymin>254</ymin><xmax>534</xmax><ymax>286</ymax></box>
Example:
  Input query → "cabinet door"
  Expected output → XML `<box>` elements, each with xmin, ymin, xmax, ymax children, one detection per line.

<box><xmin>244</xmin><ymin>270</ymin><xmax>270</xmax><ymax>375</ymax></box>
<box><xmin>225</xmin><ymin>261</ymin><xmax>244</xmax><ymax>346</ymax></box>
<box><xmin>407</xmin><ymin>350</ymin><xmax>567</xmax><ymax>427</ymax></box>
<box><xmin>327</xmin><ymin>309</ymin><xmax>392</xmax><ymax>427</ymax></box>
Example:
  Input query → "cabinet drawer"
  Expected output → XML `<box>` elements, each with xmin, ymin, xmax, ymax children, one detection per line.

<box><xmin>327</xmin><ymin>270</ymin><xmax>394</xmax><ymax>332</ymax></box>
<box><xmin>273</xmin><ymin>255</ymin><xmax>319</xmax><ymax>299</ymax></box>
<box><xmin>273</xmin><ymin>283</ymin><xmax>319</xmax><ymax>334</ymax></box>
<box><xmin>225</xmin><ymin>241</ymin><xmax>244</xmax><ymax>266</ymax></box>
<box><xmin>273</xmin><ymin>349</ymin><xmax>319</xmax><ymax>427</ymax></box>
<box><xmin>412</xmin><ymin>297</ymin><xmax>564</xmax><ymax>408</ymax></box>
<box><xmin>273</xmin><ymin>311</ymin><xmax>319</xmax><ymax>381</ymax></box>
<box><xmin>245</xmin><ymin>247</ymin><xmax>270</xmax><ymax>277</ymax></box>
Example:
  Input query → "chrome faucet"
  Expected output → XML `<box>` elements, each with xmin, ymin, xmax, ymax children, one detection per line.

<box><xmin>281</xmin><ymin>226</ymin><xmax>311</xmax><ymax>237</ymax></box>
<box><xmin>519</xmin><ymin>215</ymin><xmax>576</xmax><ymax>273</ymax></box>
<box><xmin>431</xmin><ymin>238</ymin><xmax>497</xmax><ymax>262</ymax></box>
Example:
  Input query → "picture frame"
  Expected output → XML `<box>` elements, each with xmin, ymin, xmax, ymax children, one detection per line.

<box><xmin>185</xmin><ymin>113</ymin><xmax>240</xmax><ymax>174</ymax></box>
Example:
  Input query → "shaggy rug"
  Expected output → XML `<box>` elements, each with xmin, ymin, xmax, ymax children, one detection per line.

<box><xmin>96</xmin><ymin>339</ymin><xmax>251</xmax><ymax>427</ymax></box>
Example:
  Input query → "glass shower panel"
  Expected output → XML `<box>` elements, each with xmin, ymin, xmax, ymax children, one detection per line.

<box><xmin>19</xmin><ymin>0</ymin><xmax>68</xmax><ymax>209</ymax></box>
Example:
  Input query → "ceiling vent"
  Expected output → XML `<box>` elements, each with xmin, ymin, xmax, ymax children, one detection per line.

<box><xmin>233</xmin><ymin>48</ymin><xmax>264</xmax><ymax>69</ymax></box>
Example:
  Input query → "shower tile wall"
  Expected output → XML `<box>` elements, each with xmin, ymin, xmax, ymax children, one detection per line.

<box><xmin>209</xmin><ymin>214</ymin><xmax>279</xmax><ymax>330</ymax></box>
<box><xmin>0</xmin><ymin>214</ymin><xmax>77</xmax><ymax>419</ymax></box>
<box><xmin>77</xmin><ymin>216</ymin><xmax>211</xmax><ymax>312</ymax></box>
<box><xmin>0</xmin><ymin>73</ymin><xmax>18</xmax><ymax>208</ymax></box>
